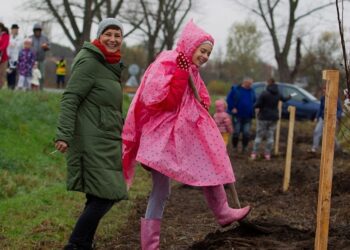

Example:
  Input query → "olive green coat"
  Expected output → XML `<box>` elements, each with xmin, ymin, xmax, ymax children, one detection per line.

<box><xmin>56</xmin><ymin>42</ymin><xmax>127</xmax><ymax>201</ymax></box>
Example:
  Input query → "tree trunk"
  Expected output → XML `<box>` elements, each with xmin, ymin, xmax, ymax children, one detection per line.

<box><xmin>147</xmin><ymin>36</ymin><xmax>157</xmax><ymax>64</ymax></box>
<box><xmin>276</xmin><ymin>54</ymin><xmax>292</xmax><ymax>83</ymax></box>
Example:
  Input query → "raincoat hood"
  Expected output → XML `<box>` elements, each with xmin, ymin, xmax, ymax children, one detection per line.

<box><xmin>175</xmin><ymin>20</ymin><xmax>214</xmax><ymax>61</ymax></box>
<box><xmin>215</xmin><ymin>99</ymin><xmax>226</xmax><ymax>113</ymax></box>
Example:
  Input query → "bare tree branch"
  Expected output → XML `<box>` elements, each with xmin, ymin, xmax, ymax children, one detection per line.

<box><xmin>63</xmin><ymin>0</ymin><xmax>81</xmax><ymax>37</ymax></box>
<box><xmin>234</xmin><ymin>0</ymin><xmax>341</xmax><ymax>82</ymax></box>
<box><xmin>336</xmin><ymin>0</ymin><xmax>350</xmax><ymax>92</ymax></box>
<box><xmin>296</xmin><ymin>1</ymin><xmax>335</xmax><ymax>22</ymax></box>
<box><xmin>44</xmin><ymin>0</ymin><xmax>75</xmax><ymax>45</ymax></box>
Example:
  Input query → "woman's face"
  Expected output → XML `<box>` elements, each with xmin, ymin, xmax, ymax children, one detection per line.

<box><xmin>99</xmin><ymin>28</ymin><xmax>123</xmax><ymax>53</ymax></box>
<box><xmin>192</xmin><ymin>43</ymin><xmax>213</xmax><ymax>67</ymax></box>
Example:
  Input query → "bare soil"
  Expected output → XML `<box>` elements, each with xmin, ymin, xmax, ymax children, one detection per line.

<box><xmin>102</xmin><ymin>124</ymin><xmax>350</xmax><ymax>250</ymax></box>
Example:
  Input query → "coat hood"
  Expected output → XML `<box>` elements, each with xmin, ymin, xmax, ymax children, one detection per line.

<box><xmin>175</xmin><ymin>20</ymin><xmax>214</xmax><ymax>60</ymax></box>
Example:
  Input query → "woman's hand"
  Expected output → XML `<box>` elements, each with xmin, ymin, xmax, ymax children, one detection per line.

<box><xmin>176</xmin><ymin>52</ymin><xmax>190</xmax><ymax>71</ymax></box>
<box><xmin>55</xmin><ymin>140</ymin><xmax>68</xmax><ymax>153</ymax></box>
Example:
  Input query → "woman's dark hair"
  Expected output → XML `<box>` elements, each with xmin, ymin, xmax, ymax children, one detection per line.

<box><xmin>102</xmin><ymin>25</ymin><xmax>122</xmax><ymax>35</ymax></box>
<box><xmin>0</xmin><ymin>24</ymin><xmax>9</xmax><ymax>34</ymax></box>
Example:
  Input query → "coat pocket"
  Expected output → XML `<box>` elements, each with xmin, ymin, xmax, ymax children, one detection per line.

<box><xmin>99</xmin><ymin>106</ymin><xmax>122</xmax><ymax>132</ymax></box>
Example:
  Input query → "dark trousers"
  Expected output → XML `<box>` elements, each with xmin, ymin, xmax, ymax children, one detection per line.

<box><xmin>232</xmin><ymin>118</ymin><xmax>252</xmax><ymax>150</ymax></box>
<box><xmin>7</xmin><ymin>68</ymin><xmax>17</xmax><ymax>90</ymax></box>
<box><xmin>56</xmin><ymin>75</ymin><xmax>65</xmax><ymax>88</ymax></box>
<box><xmin>67</xmin><ymin>194</ymin><xmax>114</xmax><ymax>249</ymax></box>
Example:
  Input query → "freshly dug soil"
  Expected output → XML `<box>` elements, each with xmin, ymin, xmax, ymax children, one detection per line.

<box><xmin>103</xmin><ymin>125</ymin><xmax>350</xmax><ymax>250</ymax></box>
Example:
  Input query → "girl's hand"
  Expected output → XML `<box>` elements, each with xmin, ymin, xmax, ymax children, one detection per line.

<box><xmin>176</xmin><ymin>52</ymin><xmax>190</xmax><ymax>71</ymax></box>
<box><xmin>55</xmin><ymin>140</ymin><xmax>68</xmax><ymax>153</ymax></box>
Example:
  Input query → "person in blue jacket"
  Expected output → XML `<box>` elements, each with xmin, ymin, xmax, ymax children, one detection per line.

<box><xmin>311</xmin><ymin>84</ymin><xmax>343</xmax><ymax>153</ymax></box>
<box><xmin>226</xmin><ymin>77</ymin><xmax>256</xmax><ymax>153</ymax></box>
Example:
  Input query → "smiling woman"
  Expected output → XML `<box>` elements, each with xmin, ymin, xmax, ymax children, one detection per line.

<box><xmin>54</xmin><ymin>18</ymin><xmax>127</xmax><ymax>249</ymax></box>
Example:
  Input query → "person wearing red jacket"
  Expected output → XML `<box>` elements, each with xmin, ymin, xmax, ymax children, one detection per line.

<box><xmin>0</xmin><ymin>22</ymin><xmax>10</xmax><ymax>89</ymax></box>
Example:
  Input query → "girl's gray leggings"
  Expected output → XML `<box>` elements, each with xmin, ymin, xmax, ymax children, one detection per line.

<box><xmin>145</xmin><ymin>169</ymin><xmax>171</xmax><ymax>219</ymax></box>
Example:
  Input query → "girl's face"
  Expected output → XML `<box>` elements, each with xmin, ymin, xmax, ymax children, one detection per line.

<box><xmin>192</xmin><ymin>43</ymin><xmax>213</xmax><ymax>67</ymax></box>
<box><xmin>24</xmin><ymin>41</ymin><xmax>32</xmax><ymax>49</ymax></box>
<box><xmin>99</xmin><ymin>28</ymin><xmax>123</xmax><ymax>53</ymax></box>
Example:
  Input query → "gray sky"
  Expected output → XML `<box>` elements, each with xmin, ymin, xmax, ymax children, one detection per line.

<box><xmin>1</xmin><ymin>0</ymin><xmax>350</xmax><ymax>66</ymax></box>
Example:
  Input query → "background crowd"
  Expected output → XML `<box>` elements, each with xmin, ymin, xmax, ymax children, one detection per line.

<box><xmin>0</xmin><ymin>20</ymin><xmax>67</xmax><ymax>91</ymax></box>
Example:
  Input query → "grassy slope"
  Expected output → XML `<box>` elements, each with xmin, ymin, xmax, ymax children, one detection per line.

<box><xmin>0</xmin><ymin>90</ymin><xmax>150</xmax><ymax>248</ymax></box>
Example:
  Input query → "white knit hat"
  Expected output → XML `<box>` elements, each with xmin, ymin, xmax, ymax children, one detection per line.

<box><xmin>96</xmin><ymin>18</ymin><xmax>124</xmax><ymax>37</ymax></box>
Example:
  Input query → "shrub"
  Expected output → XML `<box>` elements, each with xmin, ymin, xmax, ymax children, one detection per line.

<box><xmin>206</xmin><ymin>80</ymin><xmax>232</xmax><ymax>96</ymax></box>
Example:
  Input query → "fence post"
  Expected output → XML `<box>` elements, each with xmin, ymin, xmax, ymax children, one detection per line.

<box><xmin>314</xmin><ymin>70</ymin><xmax>339</xmax><ymax>250</ymax></box>
<box><xmin>282</xmin><ymin>106</ymin><xmax>295</xmax><ymax>192</ymax></box>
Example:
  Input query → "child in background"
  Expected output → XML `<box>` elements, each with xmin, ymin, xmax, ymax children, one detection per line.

<box><xmin>56</xmin><ymin>56</ymin><xmax>66</xmax><ymax>88</ymax></box>
<box><xmin>31</xmin><ymin>61</ymin><xmax>41</xmax><ymax>91</ymax></box>
<box><xmin>17</xmin><ymin>38</ymin><xmax>35</xmax><ymax>90</ymax></box>
<box><xmin>213</xmin><ymin>99</ymin><xmax>234</xmax><ymax>145</ymax></box>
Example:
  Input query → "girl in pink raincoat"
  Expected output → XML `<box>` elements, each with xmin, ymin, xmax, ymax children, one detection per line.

<box><xmin>213</xmin><ymin>99</ymin><xmax>234</xmax><ymax>145</ymax></box>
<box><xmin>122</xmin><ymin>20</ymin><xmax>250</xmax><ymax>249</ymax></box>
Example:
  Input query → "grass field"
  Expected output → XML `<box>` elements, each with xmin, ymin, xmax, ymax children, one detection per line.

<box><xmin>0</xmin><ymin>90</ymin><xmax>150</xmax><ymax>248</ymax></box>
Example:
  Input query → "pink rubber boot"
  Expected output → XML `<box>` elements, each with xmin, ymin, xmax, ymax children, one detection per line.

<box><xmin>141</xmin><ymin>218</ymin><xmax>161</xmax><ymax>250</ymax></box>
<box><xmin>203</xmin><ymin>185</ymin><xmax>251</xmax><ymax>227</ymax></box>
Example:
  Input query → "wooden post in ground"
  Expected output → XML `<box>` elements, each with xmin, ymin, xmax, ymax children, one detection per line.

<box><xmin>314</xmin><ymin>70</ymin><xmax>339</xmax><ymax>250</ymax></box>
<box><xmin>282</xmin><ymin>106</ymin><xmax>296</xmax><ymax>192</ymax></box>
<box><xmin>274</xmin><ymin>101</ymin><xmax>283</xmax><ymax>155</ymax></box>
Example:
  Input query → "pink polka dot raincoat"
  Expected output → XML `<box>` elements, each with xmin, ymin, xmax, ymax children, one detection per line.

<box><xmin>122</xmin><ymin>20</ymin><xmax>235</xmax><ymax>187</ymax></box>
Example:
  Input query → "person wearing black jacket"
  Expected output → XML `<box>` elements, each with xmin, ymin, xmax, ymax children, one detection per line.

<box><xmin>250</xmin><ymin>78</ymin><xmax>291</xmax><ymax>160</ymax></box>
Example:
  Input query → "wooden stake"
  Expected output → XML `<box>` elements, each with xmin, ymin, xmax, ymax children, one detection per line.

<box><xmin>274</xmin><ymin>101</ymin><xmax>283</xmax><ymax>155</ymax></box>
<box><xmin>282</xmin><ymin>106</ymin><xmax>295</xmax><ymax>192</ymax></box>
<box><xmin>315</xmin><ymin>70</ymin><xmax>339</xmax><ymax>250</ymax></box>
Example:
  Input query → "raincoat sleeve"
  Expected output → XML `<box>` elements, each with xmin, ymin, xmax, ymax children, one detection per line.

<box><xmin>153</xmin><ymin>68</ymin><xmax>189</xmax><ymax>110</ymax></box>
<box><xmin>140</xmin><ymin>52</ymin><xmax>189</xmax><ymax>109</ymax></box>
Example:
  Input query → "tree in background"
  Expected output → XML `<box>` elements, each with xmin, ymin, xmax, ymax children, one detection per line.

<box><xmin>124</xmin><ymin>0</ymin><xmax>192</xmax><ymax>64</ymax></box>
<box><xmin>234</xmin><ymin>0</ymin><xmax>339</xmax><ymax>83</ymax></box>
<box><xmin>27</xmin><ymin>0</ymin><xmax>193</xmax><ymax>63</ymax></box>
<box><xmin>201</xmin><ymin>19</ymin><xmax>272</xmax><ymax>86</ymax></box>
<box><xmin>299</xmin><ymin>31</ymin><xmax>343</xmax><ymax>93</ymax></box>
<box><xmin>27</xmin><ymin>0</ymin><xmax>130</xmax><ymax>52</ymax></box>
<box><xmin>226</xmin><ymin>19</ymin><xmax>264</xmax><ymax>81</ymax></box>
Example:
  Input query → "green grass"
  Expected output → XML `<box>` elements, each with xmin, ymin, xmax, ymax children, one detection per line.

<box><xmin>0</xmin><ymin>90</ymin><xmax>151</xmax><ymax>248</ymax></box>
<box><xmin>0</xmin><ymin>90</ymin><xmax>65</xmax><ymax>199</ymax></box>
<box><xmin>0</xmin><ymin>168</ymin><xmax>150</xmax><ymax>249</ymax></box>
